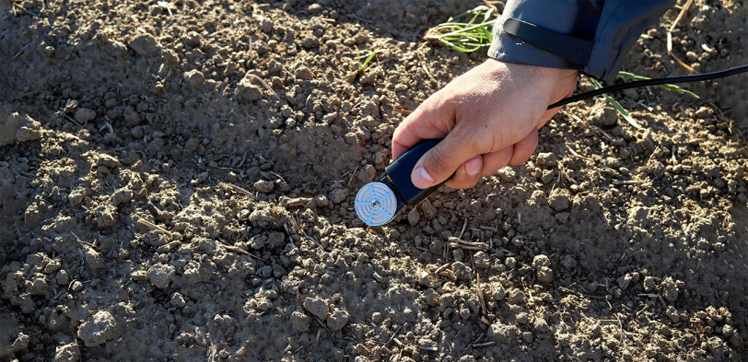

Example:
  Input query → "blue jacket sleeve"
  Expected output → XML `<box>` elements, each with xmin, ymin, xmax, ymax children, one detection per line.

<box><xmin>488</xmin><ymin>0</ymin><xmax>674</xmax><ymax>81</ymax></box>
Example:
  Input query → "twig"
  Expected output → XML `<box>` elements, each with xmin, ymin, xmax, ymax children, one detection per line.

<box><xmin>459</xmin><ymin>218</ymin><xmax>468</xmax><ymax>239</ymax></box>
<box><xmin>386</xmin><ymin>326</ymin><xmax>401</xmax><ymax>345</ymax></box>
<box><xmin>667</xmin><ymin>0</ymin><xmax>696</xmax><ymax>73</ymax></box>
<box><xmin>256</xmin><ymin>54</ymin><xmax>277</xmax><ymax>68</ymax></box>
<box><xmin>249</xmin><ymin>75</ymin><xmax>278</xmax><ymax>97</ymax></box>
<box><xmin>223</xmin><ymin>244</ymin><xmax>268</xmax><ymax>262</ymax></box>
<box><xmin>476</xmin><ymin>274</ymin><xmax>487</xmax><ymax>315</ymax></box>
<box><xmin>347</xmin><ymin>166</ymin><xmax>359</xmax><ymax>187</ymax></box>
<box><xmin>137</xmin><ymin>218</ymin><xmax>173</xmax><ymax>237</ymax></box>
<box><xmin>221</xmin><ymin>182</ymin><xmax>256</xmax><ymax>199</ymax></box>
<box><xmin>472</xmin><ymin>341</ymin><xmax>496</xmax><ymax>348</ymax></box>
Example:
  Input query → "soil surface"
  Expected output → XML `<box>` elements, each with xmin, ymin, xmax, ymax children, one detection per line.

<box><xmin>1</xmin><ymin>0</ymin><xmax>747</xmax><ymax>361</ymax></box>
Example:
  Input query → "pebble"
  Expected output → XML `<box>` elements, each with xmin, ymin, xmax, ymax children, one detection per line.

<box><xmin>589</xmin><ymin>100</ymin><xmax>618</xmax><ymax>127</ymax></box>
<box><xmin>328</xmin><ymin>188</ymin><xmax>348</xmax><ymax>204</ymax></box>
<box><xmin>548</xmin><ymin>190</ymin><xmax>571</xmax><ymax>211</ymax></box>
<box><xmin>537</xmin><ymin>266</ymin><xmax>554</xmax><ymax>284</ymax></box>
<box><xmin>147</xmin><ymin>264</ymin><xmax>175</xmax><ymax>289</ymax></box>
<box><xmin>661</xmin><ymin>277</ymin><xmax>679</xmax><ymax>303</ymax></box>
<box><xmin>303</xmin><ymin>297</ymin><xmax>329</xmax><ymax>320</ymax></box>
<box><xmin>129</xmin><ymin>34</ymin><xmax>162</xmax><ymax>56</ymax></box>
<box><xmin>183</xmin><ymin>69</ymin><xmax>205</xmax><ymax>90</ymax></box>
<box><xmin>54</xmin><ymin>343</ymin><xmax>81</xmax><ymax>362</ymax></box>
<box><xmin>77</xmin><ymin>311</ymin><xmax>116</xmax><ymax>347</ymax></box>
<box><xmin>291</xmin><ymin>311</ymin><xmax>310</xmax><ymax>332</ymax></box>
<box><xmin>254</xmin><ymin>179</ymin><xmax>274</xmax><ymax>193</ymax></box>
<box><xmin>74</xmin><ymin>108</ymin><xmax>96</xmax><ymax>123</ymax></box>
<box><xmin>326</xmin><ymin>309</ymin><xmax>350</xmax><ymax>331</ymax></box>
<box><xmin>536</xmin><ymin>153</ymin><xmax>558</xmax><ymax>168</ymax></box>
<box><xmin>315</xmin><ymin>195</ymin><xmax>330</xmax><ymax>207</ymax></box>
<box><xmin>407</xmin><ymin>208</ymin><xmax>420</xmax><ymax>226</ymax></box>
<box><xmin>507</xmin><ymin>288</ymin><xmax>525</xmax><ymax>304</ymax></box>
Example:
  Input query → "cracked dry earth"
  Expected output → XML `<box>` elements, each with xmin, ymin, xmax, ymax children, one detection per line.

<box><xmin>0</xmin><ymin>0</ymin><xmax>747</xmax><ymax>361</ymax></box>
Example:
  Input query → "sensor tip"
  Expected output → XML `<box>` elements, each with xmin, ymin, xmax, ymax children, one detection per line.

<box><xmin>355</xmin><ymin>182</ymin><xmax>397</xmax><ymax>226</ymax></box>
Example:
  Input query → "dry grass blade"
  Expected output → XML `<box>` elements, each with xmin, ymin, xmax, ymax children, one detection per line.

<box><xmin>220</xmin><ymin>182</ymin><xmax>256</xmax><ymax>199</ymax></box>
<box><xmin>476</xmin><ymin>274</ymin><xmax>487</xmax><ymax>315</ymax></box>
<box><xmin>667</xmin><ymin>0</ymin><xmax>695</xmax><ymax>72</ymax></box>
<box><xmin>138</xmin><ymin>218</ymin><xmax>173</xmax><ymax>237</ymax></box>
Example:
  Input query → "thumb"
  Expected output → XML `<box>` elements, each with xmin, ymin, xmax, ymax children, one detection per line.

<box><xmin>411</xmin><ymin>132</ymin><xmax>479</xmax><ymax>189</ymax></box>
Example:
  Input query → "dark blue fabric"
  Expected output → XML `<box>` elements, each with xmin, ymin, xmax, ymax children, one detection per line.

<box><xmin>488</xmin><ymin>0</ymin><xmax>675</xmax><ymax>81</ymax></box>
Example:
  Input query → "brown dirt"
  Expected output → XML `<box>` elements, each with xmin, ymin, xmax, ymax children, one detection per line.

<box><xmin>1</xmin><ymin>0</ymin><xmax>746</xmax><ymax>361</ymax></box>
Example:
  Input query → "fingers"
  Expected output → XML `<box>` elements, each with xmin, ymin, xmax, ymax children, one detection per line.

<box><xmin>481</xmin><ymin>146</ymin><xmax>514</xmax><ymax>177</ymax></box>
<box><xmin>445</xmin><ymin>156</ymin><xmax>483</xmax><ymax>189</ymax></box>
<box><xmin>445</xmin><ymin>147</ymin><xmax>514</xmax><ymax>189</ymax></box>
<box><xmin>392</xmin><ymin>94</ymin><xmax>452</xmax><ymax>160</ymax></box>
<box><xmin>509</xmin><ymin>128</ymin><xmax>538</xmax><ymax>165</ymax></box>
<box><xmin>411</xmin><ymin>130</ymin><xmax>479</xmax><ymax>189</ymax></box>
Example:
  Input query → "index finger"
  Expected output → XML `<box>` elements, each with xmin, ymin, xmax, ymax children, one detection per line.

<box><xmin>391</xmin><ymin>94</ymin><xmax>454</xmax><ymax>160</ymax></box>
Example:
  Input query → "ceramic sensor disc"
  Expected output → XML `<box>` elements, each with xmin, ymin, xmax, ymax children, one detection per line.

<box><xmin>355</xmin><ymin>182</ymin><xmax>397</xmax><ymax>226</ymax></box>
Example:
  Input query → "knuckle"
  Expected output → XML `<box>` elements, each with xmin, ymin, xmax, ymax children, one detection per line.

<box><xmin>426</xmin><ymin>147</ymin><xmax>452</xmax><ymax>176</ymax></box>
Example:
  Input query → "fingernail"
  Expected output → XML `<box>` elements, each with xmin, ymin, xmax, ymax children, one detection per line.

<box><xmin>466</xmin><ymin>157</ymin><xmax>482</xmax><ymax>176</ymax></box>
<box><xmin>412</xmin><ymin>166</ymin><xmax>433</xmax><ymax>188</ymax></box>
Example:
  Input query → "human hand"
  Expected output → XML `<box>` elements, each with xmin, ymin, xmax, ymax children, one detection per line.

<box><xmin>392</xmin><ymin>59</ymin><xmax>578</xmax><ymax>189</ymax></box>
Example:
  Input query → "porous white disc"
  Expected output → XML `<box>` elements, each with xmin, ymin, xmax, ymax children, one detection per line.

<box><xmin>355</xmin><ymin>182</ymin><xmax>397</xmax><ymax>226</ymax></box>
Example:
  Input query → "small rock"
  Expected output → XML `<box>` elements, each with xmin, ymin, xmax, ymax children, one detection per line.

<box><xmin>43</xmin><ymin>259</ymin><xmax>62</xmax><ymax>274</ymax></box>
<box><xmin>326</xmin><ymin>310</ymin><xmax>350</xmax><ymax>331</ymax></box>
<box><xmin>661</xmin><ymin>277</ymin><xmax>679</xmax><ymax>303</ymax></box>
<box><xmin>532</xmin><ymin>255</ymin><xmax>551</xmax><ymax>268</ymax></box>
<box><xmin>665</xmin><ymin>306</ymin><xmax>679</xmax><ymax>323</ymax></box>
<box><xmin>11</xmin><ymin>332</ymin><xmax>29</xmax><ymax>353</ymax></box>
<box><xmin>184</xmin><ymin>69</ymin><xmax>204</xmax><ymax>90</ymax></box>
<box><xmin>589</xmin><ymin>100</ymin><xmax>618</xmax><ymax>127</ymax></box>
<box><xmin>77</xmin><ymin>311</ymin><xmax>116</xmax><ymax>347</ymax></box>
<box><xmin>474</xmin><ymin>251</ymin><xmax>490</xmax><ymax>269</ymax></box>
<box><xmin>129</xmin><ymin>34</ymin><xmax>162</xmax><ymax>56</ymax></box>
<box><xmin>308</xmin><ymin>3</ymin><xmax>323</xmax><ymax>13</ymax></box>
<box><xmin>303</xmin><ymin>297</ymin><xmax>328</xmax><ymax>320</ymax></box>
<box><xmin>536</xmin><ymin>266</ymin><xmax>554</xmax><ymax>284</ymax></box>
<box><xmin>171</xmin><ymin>292</ymin><xmax>186</xmax><ymax>307</ymax></box>
<box><xmin>536</xmin><ymin>153</ymin><xmax>558</xmax><ymax>168</ymax></box>
<box><xmin>0</xmin><ymin>111</ymin><xmax>42</xmax><ymax>146</ymax></box>
<box><xmin>96</xmin><ymin>154</ymin><xmax>120</xmax><ymax>168</ymax></box>
<box><xmin>643</xmin><ymin>276</ymin><xmax>657</xmax><ymax>291</ymax></box>
<box><xmin>254</xmin><ymin>179</ymin><xmax>274</xmax><ymax>194</ymax></box>
<box><xmin>182</xmin><ymin>31</ymin><xmax>201</xmax><ymax>48</ymax></box>
<box><xmin>328</xmin><ymin>188</ymin><xmax>348</xmax><ymax>204</ymax></box>
<box><xmin>515</xmin><ymin>312</ymin><xmax>529</xmax><ymax>324</ymax></box>
<box><xmin>74</xmin><ymin>108</ymin><xmax>96</xmax><ymax>123</ymax></box>
<box><xmin>295</xmin><ymin>66</ymin><xmax>314</xmax><ymax>80</ymax></box>
<box><xmin>618</xmin><ymin>272</ymin><xmax>638</xmax><ymax>290</ymax></box>
<box><xmin>111</xmin><ymin>188</ymin><xmax>133</xmax><ymax>207</ymax></box>
<box><xmin>695</xmin><ymin>106</ymin><xmax>712</xmax><ymax>119</ymax></box>
<box><xmin>407</xmin><ymin>208</ymin><xmax>420</xmax><ymax>226</ymax></box>
<box><xmin>147</xmin><ymin>264</ymin><xmax>175</xmax><ymax>289</ymax></box>
<box><xmin>301</xmin><ymin>37</ymin><xmax>320</xmax><ymax>49</ymax></box>
<box><xmin>291</xmin><ymin>311</ymin><xmax>310</xmax><ymax>333</ymax></box>
<box><xmin>236</xmin><ymin>77</ymin><xmax>263</xmax><ymax>103</ymax></box>
<box><xmin>54</xmin><ymin>343</ymin><xmax>81</xmax><ymax>362</ymax></box>
<box><xmin>490</xmin><ymin>282</ymin><xmax>506</xmax><ymax>301</ymax></box>
<box><xmin>507</xmin><ymin>288</ymin><xmax>524</xmax><ymax>304</ymax></box>
<box><xmin>314</xmin><ymin>195</ymin><xmax>330</xmax><ymax>207</ymax></box>
<box><xmin>548</xmin><ymin>189</ymin><xmax>570</xmax><ymax>211</ymax></box>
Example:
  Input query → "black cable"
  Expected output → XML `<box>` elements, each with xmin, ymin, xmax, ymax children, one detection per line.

<box><xmin>547</xmin><ymin>64</ymin><xmax>748</xmax><ymax>109</ymax></box>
